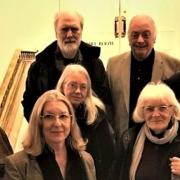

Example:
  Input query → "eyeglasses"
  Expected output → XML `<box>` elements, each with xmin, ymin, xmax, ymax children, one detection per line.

<box><xmin>143</xmin><ymin>105</ymin><xmax>173</xmax><ymax>113</ymax></box>
<box><xmin>40</xmin><ymin>112</ymin><xmax>72</xmax><ymax>121</ymax></box>
<box><xmin>67</xmin><ymin>82</ymin><xmax>88</xmax><ymax>92</ymax></box>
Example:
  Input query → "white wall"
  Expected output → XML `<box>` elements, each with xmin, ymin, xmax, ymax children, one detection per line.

<box><xmin>120</xmin><ymin>0</ymin><xmax>180</xmax><ymax>58</ymax></box>
<box><xmin>1</xmin><ymin>0</ymin><xmax>180</xmax><ymax>86</ymax></box>
<box><xmin>0</xmin><ymin>0</ymin><xmax>59</xmax><ymax>86</ymax></box>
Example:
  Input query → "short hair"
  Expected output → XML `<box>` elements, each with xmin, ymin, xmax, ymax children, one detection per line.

<box><xmin>128</xmin><ymin>14</ymin><xmax>157</xmax><ymax>40</ymax></box>
<box><xmin>22</xmin><ymin>90</ymin><xmax>86</xmax><ymax>156</ymax></box>
<box><xmin>133</xmin><ymin>82</ymin><xmax>180</xmax><ymax>122</ymax></box>
<box><xmin>56</xmin><ymin>64</ymin><xmax>105</xmax><ymax>125</ymax></box>
<box><xmin>54</xmin><ymin>11</ymin><xmax>84</xmax><ymax>31</ymax></box>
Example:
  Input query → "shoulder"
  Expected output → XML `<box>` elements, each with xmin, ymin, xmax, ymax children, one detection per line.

<box><xmin>3</xmin><ymin>151</ymin><xmax>41</xmax><ymax>180</ymax></box>
<box><xmin>34</xmin><ymin>41</ymin><xmax>57</xmax><ymax>65</ymax></box>
<box><xmin>96</xmin><ymin>109</ymin><xmax>112</xmax><ymax>130</ymax></box>
<box><xmin>79</xmin><ymin>151</ymin><xmax>96</xmax><ymax>179</ymax></box>
<box><xmin>108</xmin><ymin>52</ymin><xmax>130</xmax><ymax>61</ymax></box>
<box><xmin>5</xmin><ymin>151</ymin><xmax>32</xmax><ymax>165</ymax></box>
<box><xmin>155</xmin><ymin>51</ymin><xmax>180</xmax><ymax>64</ymax></box>
<box><xmin>107</xmin><ymin>52</ymin><xmax>130</xmax><ymax>69</ymax></box>
<box><xmin>80</xmin><ymin>151</ymin><xmax>94</xmax><ymax>164</ymax></box>
<box><xmin>80</xmin><ymin>41</ymin><xmax>101</xmax><ymax>59</ymax></box>
<box><xmin>118</xmin><ymin>124</ymin><xmax>142</xmax><ymax>150</ymax></box>
<box><xmin>28</xmin><ymin>41</ymin><xmax>57</xmax><ymax>72</ymax></box>
<box><xmin>36</xmin><ymin>41</ymin><xmax>57</xmax><ymax>58</ymax></box>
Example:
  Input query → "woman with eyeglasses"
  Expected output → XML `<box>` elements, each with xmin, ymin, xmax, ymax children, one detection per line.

<box><xmin>3</xmin><ymin>90</ymin><xmax>96</xmax><ymax>180</ymax></box>
<box><xmin>56</xmin><ymin>64</ymin><xmax>115</xmax><ymax>180</ymax></box>
<box><xmin>111</xmin><ymin>82</ymin><xmax>180</xmax><ymax>180</ymax></box>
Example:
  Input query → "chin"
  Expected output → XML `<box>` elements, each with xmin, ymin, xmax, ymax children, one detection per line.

<box><xmin>150</xmin><ymin>126</ymin><xmax>166</xmax><ymax>133</ymax></box>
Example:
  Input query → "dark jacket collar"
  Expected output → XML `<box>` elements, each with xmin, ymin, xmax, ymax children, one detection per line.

<box><xmin>36</xmin><ymin>40</ymin><xmax>101</xmax><ymax>64</ymax></box>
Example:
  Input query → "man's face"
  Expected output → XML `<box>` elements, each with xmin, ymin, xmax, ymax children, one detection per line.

<box><xmin>55</xmin><ymin>15</ymin><xmax>82</xmax><ymax>59</ymax></box>
<box><xmin>128</xmin><ymin>18</ymin><xmax>156</xmax><ymax>61</ymax></box>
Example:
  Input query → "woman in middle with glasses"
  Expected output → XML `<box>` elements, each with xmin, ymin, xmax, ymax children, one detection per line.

<box><xmin>56</xmin><ymin>64</ymin><xmax>115</xmax><ymax>180</ymax></box>
<box><xmin>111</xmin><ymin>82</ymin><xmax>180</xmax><ymax>180</ymax></box>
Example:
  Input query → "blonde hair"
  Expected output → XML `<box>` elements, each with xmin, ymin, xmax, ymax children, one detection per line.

<box><xmin>22</xmin><ymin>90</ymin><xmax>86</xmax><ymax>156</ymax></box>
<box><xmin>56</xmin><ymin>64</ymin><xmax>105</xmax><ymax>125</ymax></box>
<box><xmin>133</xmin><ymin>82</ymin><xmax>180</xmax><ymax>122</ymax></box>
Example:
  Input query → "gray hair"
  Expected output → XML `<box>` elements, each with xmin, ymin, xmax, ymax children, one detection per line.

<box><xmin>128</xmin><ymin>14</ymin><xmax>157</xmax><ymax>40</ymax></box>
<box><xmin>54</xmin><ymin>11</ymin><xmax>84</xmax><ymax>31</ymax></box>
<box><xmin>133</xmin><ymin>82</ymin><xmax>180</xmax><ymax>122</ymax></box>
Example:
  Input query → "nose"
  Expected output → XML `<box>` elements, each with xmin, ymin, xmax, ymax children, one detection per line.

<box><xmin>75</xmin><ymin>86</ymin><xmax>81</xmax><ymax>93</ymax></box>
<box><xmin>54</xmin><ymin>118</ymin><xmax>62</xmax><ymax>126</ymax></box>
<box><xmin>66</xmin><ymin>29</ymin><xmax>73</xmax><ymax>37</ymax></box>
<box><xmin>151</xmin><ymin>109</ymin><xmax>161</xmax><ymax>117</ymax></box>
<box><xmin>137</xmin><ymin>34</ymin><xmax>144</xmax><ymax>42</ymax></box>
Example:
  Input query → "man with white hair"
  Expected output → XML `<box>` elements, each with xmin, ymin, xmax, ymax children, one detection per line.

<box><xmin>22</xmin><ymin>11</ymin><xmax>112</xmax><ymax>121</ymax></box>
<box><xmin>107</xmin><ymin>14</ymin><xmax>180</xmax><ymax>138</ymax></box>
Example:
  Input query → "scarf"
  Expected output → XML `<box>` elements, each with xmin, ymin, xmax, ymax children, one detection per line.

<box><xmin>129</xmin><ymin>120</ymin><xmax>179</xmax><ymax>180</ymax></box>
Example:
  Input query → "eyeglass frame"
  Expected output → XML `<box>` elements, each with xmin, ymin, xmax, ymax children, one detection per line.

<box><xmin>143</xmin><ymin>105</ymin><xmax>173</xmax><ymax>114</ymax></box>
<box><xmin>40</xmin><ymin>112</ymin><xmax>72</xmax><ymax>121</ymax></box>
<box><xmin>65</xmin><ymin>81</ymin><xmax>89</xmax><ymax>92</ymax></box>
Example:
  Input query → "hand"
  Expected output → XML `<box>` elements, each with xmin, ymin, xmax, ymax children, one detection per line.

<box><xmin>170</xmin><ymin>157</ymin><xmax>180</xmax><ymax>176</ymax></box>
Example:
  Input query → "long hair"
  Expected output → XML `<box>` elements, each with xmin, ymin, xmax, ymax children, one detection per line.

<box><xmin>56</xmin><ymin>64</ymin><xmax>105</xmax><ymax>125</ymax></box>
<box><xmin>22</xmin><ymin>90</ymin><xmax>86</xmax><ymax>156</ymax></box>
<box><xmin>133</xmin><ymin>82</ymin><xmax>180</xmax><ymax>122</ymax></box>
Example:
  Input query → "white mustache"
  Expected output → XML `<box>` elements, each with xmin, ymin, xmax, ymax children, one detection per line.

<box><xmin>65</xmin><ymin>38</ymin><xmax>76</xmax><ymax>43</ymax></box>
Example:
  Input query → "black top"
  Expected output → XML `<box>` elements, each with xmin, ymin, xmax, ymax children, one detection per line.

<box><xmin>110</xmin><ymin>123</ymin><xmax>180</xmax><ymax>180</ymax></box>
<box><xmin>75</xmin><ymin>104</ymin><xmax>115</xmax><ymax>180</ymax></box>
<box><xmin>136</xmin><ymin>139</ymin><xmax>172</xmax><ymax>180</ymax></box>
<box><xmin>129</xmin><ymin>49</ymin><xmax>155</xmax><ymax>127</ymax></box>
<box><xmin>37</xmin><ymin>145</ymin><xmax>88</xmax><ymax>180</ymax></box>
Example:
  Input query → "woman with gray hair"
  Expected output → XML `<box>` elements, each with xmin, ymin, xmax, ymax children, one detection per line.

<box><xmin>3</xmin><ymin>90</ymin><xmax>96</xmax><ymax>180</ymax></box>
<box><xmin>111</xmin><ymin>82</ymin><xmax>180</xmax><ymax>180</ymax></box>
<box><xmin>56</xmin><ymin>64</ymin><xmax>115</xmax><ymax>180</ymax></box>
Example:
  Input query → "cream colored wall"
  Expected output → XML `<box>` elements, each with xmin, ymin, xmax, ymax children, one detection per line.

<box><xmin>1</xmin><ymin>0</ymin><xmax>180</xmax><ymax>87</ymax></box>
<box><xmin>0</xmin><ymin>0</ymin><xmax>59</xmax><ymax>86</ymax></box>
<box><xmin>120</xmin><ymin>0</ymin><xmax>180</xmax><ymax>59</ymax></box>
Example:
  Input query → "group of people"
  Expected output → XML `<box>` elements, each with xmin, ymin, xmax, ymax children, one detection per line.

<box><xmin>0</xmin><ymin>10</ymin><xmax>180</xmax><ymax>180</ymax></box>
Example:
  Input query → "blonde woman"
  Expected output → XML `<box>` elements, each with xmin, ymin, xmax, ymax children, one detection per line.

<box><xmin>56</xmin><ymin>64</ymin><xmax>115</xmax><ymax>180</ymax></box>
<box><xmin>3</xmin><ymin>90</ymin><xmax>96</xmax><ymax>180</ymax></box>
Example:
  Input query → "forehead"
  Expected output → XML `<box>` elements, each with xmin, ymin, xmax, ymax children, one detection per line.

<box><xmin>129</xmin><ymin>17</ymin><xmax>154</xmax><ymax>33</ymax></box>
<box><xmin>143</xmin><ymin>98</ymin><xmax>170</xmax><ymax>106</ymax></box>
<box><xmin>43</xmin><ymin>100</ymin><xmax>69</xmax><ymax>112</ymax></box>
<box><xmin>65</xmin><ymin>72</ymin><xmax>88</xmax><ymax>82</ymax></box>
<box><xmin>57</xmin><ymin>14</ymin><xmax>81</xmax><ymax>28</ymax></box>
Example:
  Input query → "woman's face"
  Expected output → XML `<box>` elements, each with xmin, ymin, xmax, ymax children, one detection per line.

<box><xmin>62</xmin><ymin>72</ymin><xmax>88</xmax><ymax>108</ymax></box>
<box><xmin>143</xmin><ymin>99</ymin><xmax>174</xmax><ymax>133</ymax></box>
<box><xmin>41</xmin><ymin>100</ymin><xmax>71</xmax><ymax>147</ymax></box>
